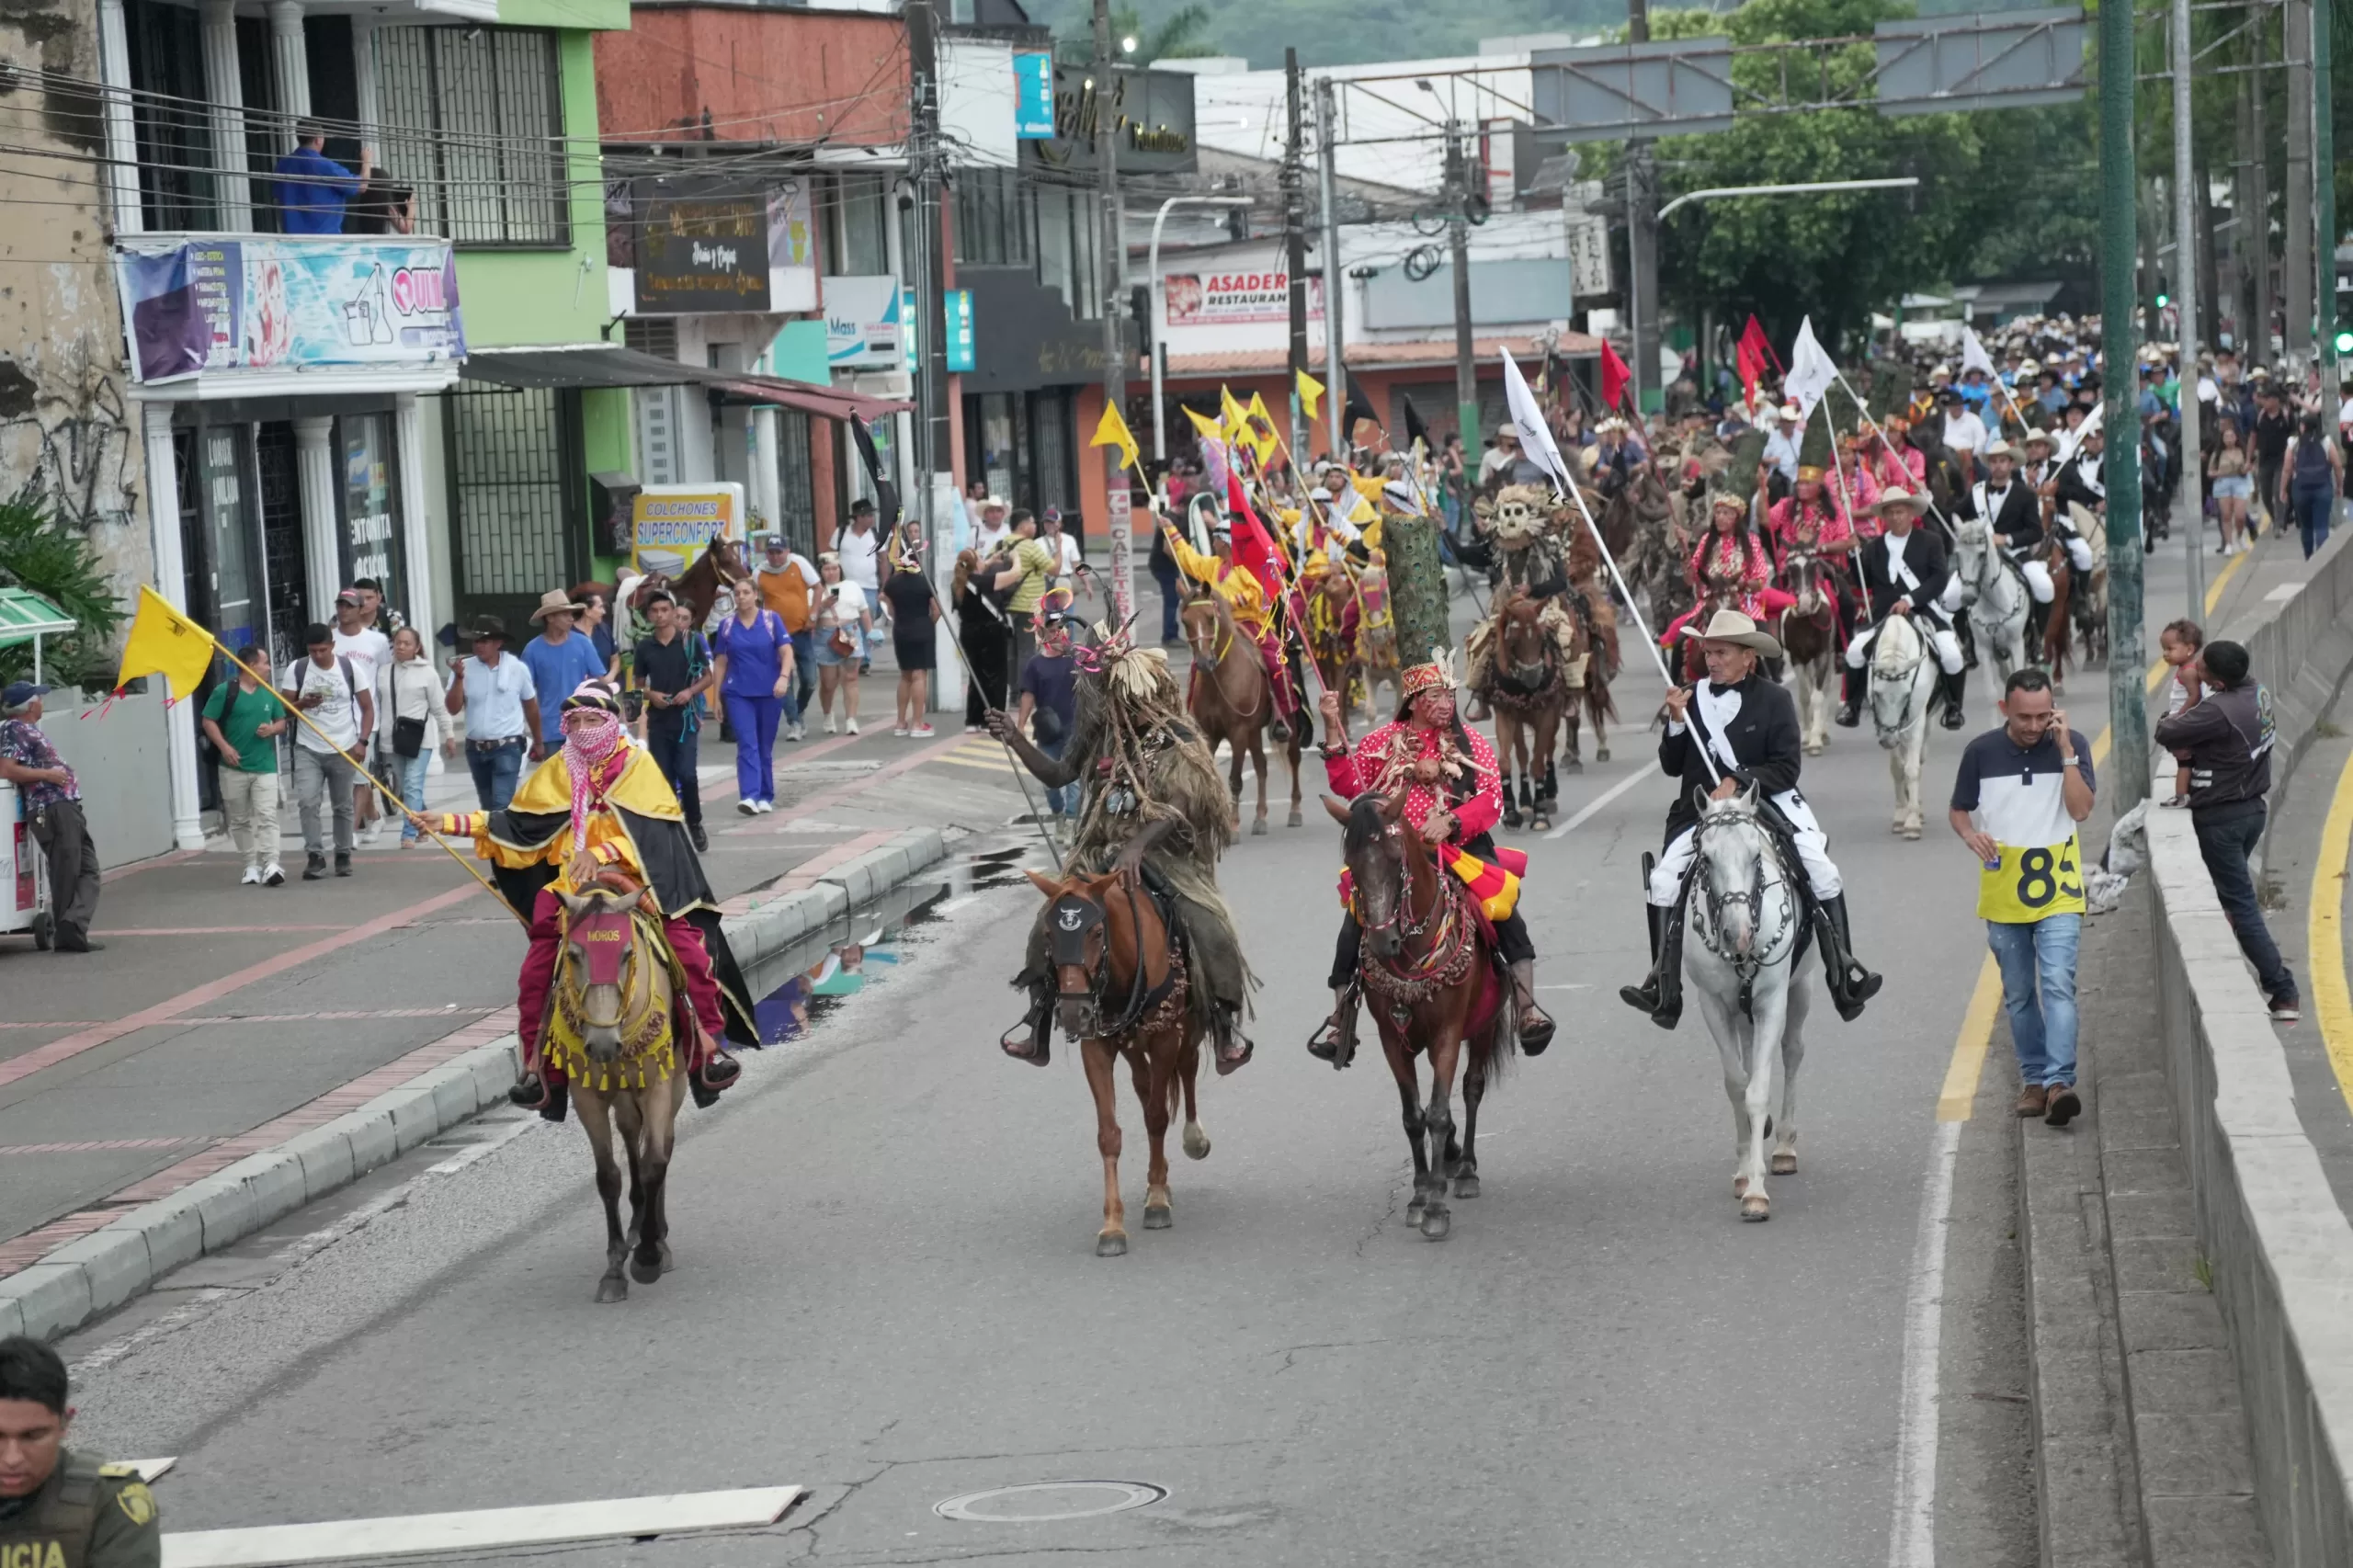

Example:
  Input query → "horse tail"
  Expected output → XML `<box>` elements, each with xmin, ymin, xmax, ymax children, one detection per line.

<box><xmin>1586</xmin><ymin>673</ymin><xmax>1618</xmax><ymax>726</ymax></box>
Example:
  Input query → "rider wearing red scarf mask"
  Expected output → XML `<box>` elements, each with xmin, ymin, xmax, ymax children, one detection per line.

<box><xmin>1311</xmin><ymin>661</ymin><xmax>1555</xmax><ymax>1067</ymax></box>
<box><xmin>417</xmin><ymin>680</ymin><xmax>752</xmax><ymax>1121</ymax></box>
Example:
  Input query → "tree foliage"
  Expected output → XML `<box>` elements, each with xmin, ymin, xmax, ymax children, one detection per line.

<box><xmin>1055</xmin><ymin>3</ymin><xmax>1222</xmax><ymax>64</ymax></box>
<box><xmin>0</xmin><ymin>491</ymin><xmax>124</xmax><ymax>690</ymax></box>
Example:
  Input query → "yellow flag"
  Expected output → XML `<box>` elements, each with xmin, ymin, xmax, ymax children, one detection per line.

<box><xmin>1219</xmin><ymin>386</ymin><xmax>1250</xmax><ymax>441</ymax></box>
<box><xmin>1182</xmin><ymin>405</ymin><xmax>1224</xmax><ymax>444</ymax></box>
<box><xmin>1295</xmin><ymin>369</ymin><xmax>1324</xmax><ymax>421</ymax></box>
<box><xmin>1090</xmin><ymin>399</ymin><xmax>1140</xmax><ymax>472</ymax></box>
<box><xmin>1245</xmin><ymin>391</ymin><xmax>1281</xmax><ymax>461</ymax></box>
<box><xmin>115</xmin><ymin>584</ymin><xmax>218</xmax><ymax>700</ymax></box>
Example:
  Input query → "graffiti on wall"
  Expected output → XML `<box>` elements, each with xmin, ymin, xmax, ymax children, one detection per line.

<box><xmin>0</xmin><ymin>348</ymin><xmax>139</xmax><ymax>529</ymax></box>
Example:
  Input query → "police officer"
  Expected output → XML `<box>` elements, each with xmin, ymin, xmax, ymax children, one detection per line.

<box><xmin>0</xmin><ymin>1336</ymin><xmax>158</xmax><ymax>1567</ymax></box>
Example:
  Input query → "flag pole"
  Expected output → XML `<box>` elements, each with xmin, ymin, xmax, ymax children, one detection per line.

<box><xmin>210</xmin><ymin>645</ymin><xmax>529</xmax><ymax>928</ymax></box>
<box><xmin>1832</xmin><ymin>369</ymin><xmax>1957</xmax><ymax>543</ymax></box>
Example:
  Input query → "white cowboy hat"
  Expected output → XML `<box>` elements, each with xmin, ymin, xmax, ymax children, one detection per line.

<box><xmin>1686</xmin><ymin>608</ymin><xmax>1784</xmax><ymax>661</ymax></box>
<box><xmin>2021</xmin><ymin>427</ymin><xmax>2057</xmax><ymax>449</ymax></box>
<box><xmin>1778</xmin><ymin>403</ymin><xmax>1803</xmax><ymax>421</ymax></box>
<box><xmin>1869</xmin><ymin>486</ymin><xmax>1927</xmax><ymax>517</ymax></box>
<box><xmin>1982</xmin><ymin>438</ymin><xmax>2016</xmax><ymax>460</ymax></box>
<box><xmin>528</xmin><ymin>587</ymin><xmax>588</xmax><ymax>623</ymax></box>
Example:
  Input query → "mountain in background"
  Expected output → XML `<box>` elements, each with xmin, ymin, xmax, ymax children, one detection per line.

<box><xmin>1023</xmin><ymin>0</ymin><xmax>1627</xmax><ymax>70</ymax></box>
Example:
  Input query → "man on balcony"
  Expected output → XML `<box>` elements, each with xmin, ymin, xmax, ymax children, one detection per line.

<box><xmin>274</xmin><ymin>121</ymin><xmax>374</xmax><ymax>235</ymax></box>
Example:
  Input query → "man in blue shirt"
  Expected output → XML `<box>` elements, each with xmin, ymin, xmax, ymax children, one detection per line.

<box><xmin>518</xmin><ymin>590</ymin><xmax>608</xmax><ymax>758</ymax></box>
<box><xmin>274</xmin><ymin>122</ymin><xmax>372</xmax><ymax>235</ymax></box>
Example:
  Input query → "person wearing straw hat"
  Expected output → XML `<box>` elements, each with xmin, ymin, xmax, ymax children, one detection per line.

<box><xmin>1961</xmin><ymin>437</ymin><xmax>2057</xmax><ymax>644</ymax></box>
<box><xmin>519</xmin><ymin>588</ymin><xmax>607</xmax><ymax>760</ymax></box>
<box><xmin>413</xmin><ymin>680</ymin><xmax>753</xmax><ymax>1120</ymax></box>
<box><xmin>1619</xmin><ymin>609</ymin><xmax>1881</xmax><ymax>1027</ymax></box>
<box><xmin>1311</xmin><ymin>659</ymin><xmax>1556</xmax><ymax>1063</ymax></box>
<box><xmin>1840</xmin><ymin>488</ymin><xmax>1968</xmax><ymax>731</ymax></box>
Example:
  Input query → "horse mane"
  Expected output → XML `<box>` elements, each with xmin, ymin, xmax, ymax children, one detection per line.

<box><xmin>1343</xmin><ymin>791</ymin><xmax>1391</xmax><ymax>856</ymax></box>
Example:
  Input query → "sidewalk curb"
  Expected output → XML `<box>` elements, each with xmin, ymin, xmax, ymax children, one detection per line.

<box><xmin>4</xmin><ymin>826</ymin><xmax>952</xmax><ymax>1344</ymax></box>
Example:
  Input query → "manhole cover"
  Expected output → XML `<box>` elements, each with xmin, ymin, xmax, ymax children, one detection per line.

<box><xmin>933</xmin><ymin>1482</ymin><xmax>1167</xmax><ymax>1523</ymax></box>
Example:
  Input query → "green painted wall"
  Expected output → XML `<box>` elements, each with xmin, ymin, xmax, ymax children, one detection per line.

<box><xmin>769</xmin><ymin>320</ymin><xmax>831</xmax><ymax>384</ymax></box>
<box><xmin>497</xmin><ymin>0</ymin><xmax>627</xmax><ymax>29</ymax></box>
<box><xmin>452</xmin><ymin>30</ymin><xmax>610</xmax><ymax>350</ymax></box>
<box><xmin>584</xmin><ymin>387</ymin><xmax>635</xmax><ymax>578</ymax></box>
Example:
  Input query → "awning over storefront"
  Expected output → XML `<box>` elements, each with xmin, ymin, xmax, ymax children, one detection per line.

<box><xmin>460</xmin><ymin>346</ymin><xmax>909</xmax><ymax>420</ymax></box>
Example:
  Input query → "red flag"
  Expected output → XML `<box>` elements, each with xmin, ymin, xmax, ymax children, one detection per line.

<box><xmin>1223</xmin><ymin>468</ymin><xmax>1285</xmax><ymax>605</ymax></box>
<box><xmin>1600</xmin><ymin>340</ymin><xmax>1632</xmax><ymax>414</ymax></box>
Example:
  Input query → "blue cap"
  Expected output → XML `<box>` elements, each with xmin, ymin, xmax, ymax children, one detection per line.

<box><xmin>1</xmin><ymin>680</ymin><xmax>51</xmax><ymax>710</ymax></box>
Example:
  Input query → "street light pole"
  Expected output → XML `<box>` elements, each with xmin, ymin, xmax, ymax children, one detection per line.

<box><xmin>1147</xmin><ymin>196</ymin><xmax>1253</xmax><ymax>461</ymax></box>
<box><xmin>1447</xmin><ymin>119</ymin><xmax>1479</xmax><ymax>460</ymax></box>
<box><xmin>1317</xmin><ymin>75</ymin><xmax>1347</xmax><ymax>458</ymax></box>
<box><xmin>2173</xmin><ymin>0</ymin><xmax>2204</xmax><ymax>618</ymax></box>
<box><xmin>1091</xmin><ymin>0</ymin><xmax>1132</xmax><ymax>620</ymax></box>
<box><xmin>2100</xmin><ymin>0</ymin><xmax>2149</xmax><ymax>803</ymax></box>
<box><xmin>1654</xmin><ymin>176</ymin><xmax>1919</xmax><ymax>221</ymax></box>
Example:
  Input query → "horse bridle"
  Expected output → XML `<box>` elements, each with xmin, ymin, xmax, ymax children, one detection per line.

<box><xmin>1048</xmin><ymin>884</ymin><xmax>1179</xmax><ymax>1039</ymax></box>
<box><xmin>1687</xmin><ymin>812</ymin><xmax>1799</xmax><ymax>1017</ymax></box>
<box><xmin>1869</xmin><ymin>619</ymin><xmax>1930</xmax><ymax>732</ymax></box>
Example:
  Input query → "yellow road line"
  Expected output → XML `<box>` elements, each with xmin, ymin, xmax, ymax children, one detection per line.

<box><xmin>2307</xmin><ymin>746</ymin><xmax>2353</xmax><ymax>1120</ymax></box>
<box><xmin>1934</xmin><ymin>544</ymin><xmax>2247</xmax><ymax>1119</ymax></box>
<box><xmin>934</xmin><ymin>751</ymin><xmax>1024</xmax><ymax>775</ymax></box>
<box><xmin>1938</xmin><ymin>956</ymin><xmax>2006</xmax><ymax>1120</ymax></box>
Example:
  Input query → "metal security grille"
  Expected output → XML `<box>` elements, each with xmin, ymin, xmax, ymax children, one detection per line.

<box><xmin>376</xmin><ymin>26</ymin><xmax>567</xmax><ymax>246</ymax></box>
<box><xmin>447</xmin><ymin>388</ymin><xmax>574</xmax><ymax>631</ymax></box>
<box><xmin>776</xmin><ymin>410</ymin><xmax>815</xmax><ymax>557</ymax></box>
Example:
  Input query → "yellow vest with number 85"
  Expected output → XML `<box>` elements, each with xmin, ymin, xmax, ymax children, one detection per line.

<box><xmin>1977</xmin><ymin>834</ymin><xmax>2086</xmax><ymax>921</ymax></box>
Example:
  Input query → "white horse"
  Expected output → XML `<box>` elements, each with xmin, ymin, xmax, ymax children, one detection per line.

<box><xmin>1867</xmin><ymin>612</ymin><xmax>1937</xmax><ymax>839</ymax></box>
<box><xmin>1682</xmin><ymin>789</ymin><xmax>1810</xmax><ymax>1221</ymax></box>
<box><xmin>1949</xmin><ymin>518</ymin><xmax>2031</xmax><ymax>688</ymax></box>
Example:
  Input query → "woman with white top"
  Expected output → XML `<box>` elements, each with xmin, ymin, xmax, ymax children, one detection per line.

<box><xmin>812</xmin><ymin>551</ymin><xmax>875</xmax><ymax>734</ymax></box>
<box><xmin>377</xmin><ymin>626</ymin><xmax>455</xmax><ymax>846</ymax></box>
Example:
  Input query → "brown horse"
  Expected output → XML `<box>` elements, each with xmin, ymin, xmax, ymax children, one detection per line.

<box><xmin>1777</xmin><ymin>545</ymin><xmax>1841</xmax><ymax>755</ymax></box>
<box><xmin>1181</xmin><ymin>593</ymin><xmax>1303</xmax><ymax>835</ymax></box>
<box><xmin>1484</xmin><ymin>592</ymin><xmax>1568</xmax><ymax>833</ymax></box>
<box><xmin>547</xmin><ymin>883</ymin><xmax>686</xmax><ymax>1304</ymax></box>
<box><xmin>1557</xmin><ymin>583</ymin><xmax>1620</xmax><ymax>773</ymax></box>
<box><xmin>1024</xmin><ymin>866</ymin><xmax>1211</xmax><ymax>1256</ymax></box>
<box><xmin>673</xmin><ymin>538</ymin><xmax>749</xmax><ymax>629</ymax></box>
<box><xmin>1324</xmin><ymin>790</ymin><xmax>1514</xmax><ymax>1242</ymax></box>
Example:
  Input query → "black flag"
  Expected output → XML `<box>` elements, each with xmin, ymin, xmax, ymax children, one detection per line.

<box><xmin>847</xmin><ymin>415</ymin><xmax>902</xmax><ymax>528</ymax></box>
<box><xmin>1401</xmin><ymin>393</ymin><xmax>1430</xmax><ymax>450</ymax></box>
<box><xmin>1342</xmin><ymin>388</ymin><xmax>1380</xmax><ymax>441</ymax></box>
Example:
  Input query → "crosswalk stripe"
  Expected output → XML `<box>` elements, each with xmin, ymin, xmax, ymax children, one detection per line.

<box><xmin>934</xmin><ymin>752</ymin><xmax>1024</xmax><ymax>775</ymax></box>
<box><xmin>161</xmin><ymin>1486</ymin><xmax>806</xmax><ymax>1567</ymax></box>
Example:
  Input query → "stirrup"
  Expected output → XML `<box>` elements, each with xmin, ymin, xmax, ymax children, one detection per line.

<box><xmin>1000</xmin><ymin>1009</ymin><xmax>1051</xmax><ymax>1067</ymax></box>
<box><xmin>1517</xmin><ymin>1002</ymin><xmax>1556</xmax><ymax>1055</ymax></box>
<box><xmin>507</xmin><ymin>1070</ymin><xmax>549</xmax><ymax>1109</ymax></box>
<box><xmin>1214</xmin><ymin>1015</ymin><xmax>1256</xmax><ymax>1076</ymax></box>
<box><xmin>692</xmin><ymin>1051</ymin><xmax>741</xmax><ymax>1092</ymax></box>
<box><xmin>1307</xmin><ymin>989</ymin><xmax>1358</xmax><ymax>1069</ymax></box>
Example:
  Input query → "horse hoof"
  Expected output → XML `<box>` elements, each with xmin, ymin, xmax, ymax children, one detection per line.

<box><xmin>1530</xmin><ymin>815</ymin><xmax>1552</xmax><ymax>833</ymax></box>
<box><xmin>1902</xmin><ymin>824</ymin><xmax>1922</xmax><ymax>840</ymax></box>
<box><xmin>1770</xmin><ymin>1152</ymin><xmax>1799</xmax><ymax>1176</ymax></box>
<box><xmin>1597</xmin><ymin>747</ymin><xmax>1611</xmax><ymax>762</ymax></box>
<box><xmin>1740</xmin><ymin>1195</ymin><xmax>1771</xmax><ymax>1221</ymax></box>
<box><xmin>1420</xmin><ymin>1207</ymin><xmax>1452</xmax><ymax>1240</ymax></box>
<box><xmin>1562</xmin><ymin>758</ymin><xmax>1584</xmax><ymax>775</ymax></box>
<box><xmin>630</xmin><ymin>1254</ymin><xmax>662</xmax><ymax>1285</ymax></box>
<box><xmin>1183</xmin><ymin>1124</ymin><xmax>1211</xmax><ymax>1160</ymax></box>
<box><xmin>596</xmin><ymin>1277</ymin><xmax>629</xmax><ymax>1304</ymax></box>
<box><xmin>1142</xmin><ymin>1204</ymin><xmax>1173</xmax><ymax>1230</ymax></box>
<box><xmin>1288</xmin><ymin>810</ymin><xmax>1303</xmax><ymax>828</ymax></box>
<box><xmin>1097</xmin><ymin>1232</ymin><xmax>1128</xmax><ymax>1257</ymax></box>
<box><xmin>1405</xmin><ymin>1197</ymin><xmax>1427</xmax><ymax>1227</ymax></box>
<box><xmin>1251</xmin><ymin>818</ymin><xmax>1267</xmax><ymax>836</ymax></box>
<box><xmin>1453</xmin><ymin>1174</ymin><xmax>1481</xmax><ymax>1199</ymax></box>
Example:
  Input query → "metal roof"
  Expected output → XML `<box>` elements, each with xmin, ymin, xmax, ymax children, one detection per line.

<box><xmin>0</xmin><ymin>586</ymin><xmax>74</xmax><ymax>648</ymax></box>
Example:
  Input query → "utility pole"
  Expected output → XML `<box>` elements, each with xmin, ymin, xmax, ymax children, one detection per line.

<box><xmin>2253</xmin><ymin>37</ymin><xmax>2276</xmax><ymax>360</ymax></box>
<box><xmin>2316</xmin><ymin>0</ymin><xmax>2338</xmax><ymax>400</ymax></box>
<box><xmin>1284</xmin><ymin>48</ymin><xmax>1312</xmax><ymax>466</ymax></box>
<box><xmin>905</xmin><ymin>0</ymin><xmax>948</xmax><ymax>550</ymax></box>
<box><xmin>1316</xmin><ymin>75</ymin><xmax>1347</xmax><ymax>457</ymax></box>
<box><xmin>1092</xmin><ymin>0</ymin><xmax>1132</xmax><ymax>620</ymax></box>
<box><xmin>1625</xmin><ymin>0</ymin><xmax>1658</xmax><ymax>416</ymax></box>
<box><xmin>2173</xmin><ymin>0</ymin><xmax>2204</xmax><ymax>617</ymax></box>
<box><xmin>2288</xmin><ymin>0</ymin><xmax>2317</xmax><ymax>368</ymax></box>
<box><xmin>2099</xmin><ymin>0</ymin><xmax>2149</xmax><ymax>803</ymax></box>
<box><xmin>1446</xmin><ymin>120</ymin><xmax>1479</xmax><ymax>458</ymax></box>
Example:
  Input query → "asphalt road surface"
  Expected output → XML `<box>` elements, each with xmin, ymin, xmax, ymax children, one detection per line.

<box><xmin>62</xmin><ymin>543</ymin><xmax>2245</xmax><ymax>1566</ymax></box>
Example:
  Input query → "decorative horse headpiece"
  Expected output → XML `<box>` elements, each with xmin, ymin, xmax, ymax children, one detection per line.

<box><xmin>1474</xmin><ymin>483</ymin><xmax>1552</xmax><ymax>549</ymax></box>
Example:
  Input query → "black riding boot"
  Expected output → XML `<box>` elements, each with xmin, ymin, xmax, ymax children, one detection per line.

<box><xmin>1307</xmin><ymin>983</ymin><xmax>1360</xmax><ymax>1069</ymax></box>
<box><xmin>1618</xmin><ymin>895</ymin><xmax>1687</xmax><ymax>1029</ymax></box>
<box><xmin>1813</xmin><ymin>893</ymin><xmax>1884</xmax><ymax>1023</ymax></box>
<box><xmin>1835</xmin><ymin>664</ymin><xmax>1863</xmax><ymax>728</ymax></box>
<box><xmin>1937</xmin><ymin>665</ymin><xmax>1969</xmax><ymax>729</ymax></box>
<box><xmin>1955</xmin><ymin>614</ymin><xmax>1979</xmax><ymax>670</ymax></box>
<box><xmin>1000</xmin><ymin>979</ymin><xmax>1053</xmax><ymax>1067</ymax></box>
<box><xmin>2025</xmin><ymin>595</ymin><xmax>2052</xmax><ymax>657</ymax></box>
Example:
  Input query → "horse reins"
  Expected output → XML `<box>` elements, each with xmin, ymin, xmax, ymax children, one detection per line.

<box><xmin>1357</xmin><ymin>825</ymin><xmax>1476</xmax><ymax>1023</ymax></box>
<box><xmin>1687</xmin><ymin>815</ymin><xmax>1799</xmax><ymax>1019</ymax></box>
<box><xmin>1051</xmin><ymin>883</ymin><xmax>1184</xmax><ymax>1040</ymax></box>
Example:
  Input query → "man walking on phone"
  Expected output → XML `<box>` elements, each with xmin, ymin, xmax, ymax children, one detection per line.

<box><xmin>1949</xmin><ymin>667</ymin><xmax>2095</xmax><ymax>1124</ymax></box>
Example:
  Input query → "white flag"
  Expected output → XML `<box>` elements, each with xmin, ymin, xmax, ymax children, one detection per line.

<box><xmin>1961</xmin><ymin>325</ymin><xmax>1998</xmax><ymax>381</ymax></box>
<box><xmin>1501</xmin><ymin>349</ymin><xmax>1572</xmax><ymax>494</ymax></box>
<box><xmin>1784</xmin><ymin>316</ymin><xmax>1837</xmax><ymax>418</ymax></box>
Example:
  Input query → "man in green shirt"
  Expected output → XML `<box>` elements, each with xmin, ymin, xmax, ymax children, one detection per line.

<box><xmin>199</xmin><ymin>645</ymin><xmax>290</xmax><ymax>887</ymax></box>
<box><xmin>992</xmin><ymin>509</ymin><xmax>1059</xmax><ymax>678</ymax></box>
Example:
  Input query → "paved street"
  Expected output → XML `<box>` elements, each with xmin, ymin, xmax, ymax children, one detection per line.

<box><xmin>17</xmin><ymin>528</ymin><xmax>2316</xmax><ymax>1563</ymax></box>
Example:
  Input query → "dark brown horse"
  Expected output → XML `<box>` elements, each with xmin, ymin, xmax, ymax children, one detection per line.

<box><xmin>673</xmin><ymin>538</ymin><xmax>749</xmax><ymax>629</ymax></box>
<box><xmin>1484</xmin><ymin>591</ymin><xmax>1567</xmax><ymax>833</ymax></box>
<box><xmin>1557</xmin><ymin>583</ymin><xmax>1620</xmax><ymax>773</ymax></box>
<box><xmin>1324</xmin><ymin>790</ymin><xmax>1514</xmax><ymax>1242</ymax></box>
<box><xmin>1776</xmin><ymin>545</ymin><xmax>1841</xmax><ymax>755</ymax></box>
<box><xmin>1024</xmin><ymin>866</ymin><xmax>1211</xmax><ymax>1256</ymax></box>
<box><xmin>1181</xmin><ymin>593</ymin><xmax>1303</xmax><ymax>835</ymax></box>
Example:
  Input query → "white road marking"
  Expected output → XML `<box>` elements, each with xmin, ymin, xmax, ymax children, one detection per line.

<box><xmin>1543</xmin><ymin>760</ymin><xmax>1660</xmax><ymax>840</ymax></box>
<box><xmin>425</xmin><ymin>1114</ymin><xmax>540</xmax><ymax>1176</ymax></box>
<box><xmin>161</xmin><ymin>1486</ymin><xmax>806</xmax><ymax>1567</ymax></box>
<box><xmin>1887</xmin><ymin>1118</ymin><xmax>1961</xmax><ymax>1568</ymax></box>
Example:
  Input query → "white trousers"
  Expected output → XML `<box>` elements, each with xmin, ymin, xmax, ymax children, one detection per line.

<box><xmin>2063</xmin><ymin>534</ymin><xmax>2096</xmax><ymax>573</ymax></box>
<box><xmin>1846</xmin><ymin>618</ymin><xmax>1964</xmax><ymax>675</ymax></box>
<box><xmin>2020</xmin><ymin>558</ymin><xmax>2054</xmax><ymax>603</ymax></box>
<box><xmin>1649</xmin><ymin>790</ymin><xmax>1842</xmax><ymax>906</ymax></box>
<box><xmin>1938</xmin><ymin>575</ymin><xmax>1965</xmax><ymax>613</ymax></box>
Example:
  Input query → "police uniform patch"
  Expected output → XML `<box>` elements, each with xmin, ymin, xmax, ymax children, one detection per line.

<box><xmin>113</xmin><ymin>1483</ymin><xmax>155</xmax><ymax>1528</ymax></box>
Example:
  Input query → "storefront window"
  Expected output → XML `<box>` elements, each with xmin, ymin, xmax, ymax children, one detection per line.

<box><xmin>337</xmin><ymin>414</ymin><xmax>405</xmax><ymax>627</ymax></box>
<box><xmin>198</xmin><ymin>426</ymin><xmax>260</xmax><ymax>654</ymax></box>
<box><xmin>827</xmin><ymin>174</ymin><xmax>892</xmax><ymax>277</ymax></box>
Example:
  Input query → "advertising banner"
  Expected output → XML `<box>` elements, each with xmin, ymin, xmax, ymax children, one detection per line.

<box><xmin>944</xmin><ymin>289</ymin><xmax>975</xmax><ymax>372</ymax></box>
<box><xmin>117</xmin><ymin>237</ymin><xmax>465</xmax><ymax>382</ymax></box>
<box><xmin>631</xmin><ymin>483</ymin><xmax>743</xmax><ymax>575</ymax></box>
<box><xmin>1012</xmin><ymin>52</ymin><xmax>1055</xmax><ymax>138</ymax></box>
<box><xmin>1163</xmin><ymin>269</ymin><xmax>1324</xmax><ymax>327</ymax></box>
<box><xmin>824</xmin><ymin>276</ymin><xmax>904</xmax><ymax>369</ymax></box>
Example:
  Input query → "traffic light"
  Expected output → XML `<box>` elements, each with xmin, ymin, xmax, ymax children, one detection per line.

<box><xmin>2154</xmin><ymin>291</ymin><xmax>2170</xmax><ymax>309</ymax></box>
<box><xmin>2335</xmin><ymin>328</ymin><xmax>2353</xmax><ymax>355</ymax></box>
